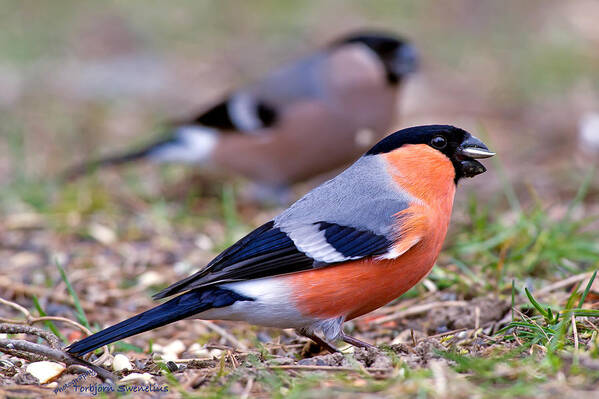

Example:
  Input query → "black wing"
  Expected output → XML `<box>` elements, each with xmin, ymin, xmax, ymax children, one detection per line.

<box><xmin>153</xmin><ymin>220</ymin><xmax>393</xmax><ymax>299</ymax></box>
<box><xmin>186</xmin><ymin>97</ymin><xmax>278</xmax><ymax>131</ymax></box>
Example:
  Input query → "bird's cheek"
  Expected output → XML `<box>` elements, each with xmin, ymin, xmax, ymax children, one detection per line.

<box><xmin>460</xmin><ymin>160</ymin><xmax>486</xmax><ymax>177</ymax></box>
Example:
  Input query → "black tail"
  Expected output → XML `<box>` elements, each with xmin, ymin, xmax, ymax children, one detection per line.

<box><xmin>66</xmin><ymin>287</ymin><xmax>253</xmax><ymax>356</ymax></box>
<box><xmin>61</xmin><ymin>136</ymin><xmax>177</xmax><ymax>181</ymax></box>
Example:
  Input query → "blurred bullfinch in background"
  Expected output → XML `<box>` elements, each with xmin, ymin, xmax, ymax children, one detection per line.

<box><xmin>63</xmin><ymin>31</ymin><xmax>418</xmax><ymax>197</ymax></box>
<box><xmin>67</xmin><ymin>125</ymin><xmax>494</xmax><ymax>355</ymax></box>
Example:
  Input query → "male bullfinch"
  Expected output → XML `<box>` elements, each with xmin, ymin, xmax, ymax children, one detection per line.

<box><xmin>63</xmin><ymin>31</ymin><xmax>417</xmax><ymax>193</ymax></box>
<box><xmin>67</xmin><ymin>125</ymin><xmax>494</xmax><ymax>355</ymax></box>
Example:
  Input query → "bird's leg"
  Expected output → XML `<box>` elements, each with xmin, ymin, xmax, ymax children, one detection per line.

<box><xmin>339</xmin><ymin>332</ymin><xmax>376</xmax><ymax>350</ymax></box>
<box><xmin>296</xmin><ymin>329</ymin><xmax>340</xmax><ymax>354</ymax></box>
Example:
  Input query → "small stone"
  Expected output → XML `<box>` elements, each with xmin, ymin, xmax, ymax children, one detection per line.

<box><xmin>5</xmin><ymin>213</ymin><xmax>44</xmax><ymax>229</ymax></box>
<box><xmin>209</xmin><ymin>349</ymin><xmax>223</xmax><ymax>358</ymax></box>
<box><xmin>187</xmin><ymin>343</ymin><xmax>211</xmax><ymax>358</ymax></box>
<box><xmin>268</xmin><ymin>357</ymin><xmax>294</xmax><ymax>365</ymax></box>
<box><xmin>88</xmin><ymin>223</ymin><xmax>117</xmax><ymax>245</ymax></box>
<box><xmin>26</xmin><ymin>361</ymin><xmax>65</xmax><ymax>384</ymax></box>
<box><xmin>163</xmin><ymin>340</ymin><xmax>185</xmax><ymax>356</ymax></box>
<box><xmin>9</xmin><ymin>357</ymin><xmax>23</xmax><ymax>367</ymax></box>
<box><xmin>119</xmin><ymin>372</ymin><xmax>154</xmax><ymax>384</ymax></box>
<box><xmin>138</xmin><ymin>271</ymin><xmax>162</xmax><ymax>288</ymax></box>
<box><xmin>173</xmin><ymin>262</ymin><xmax>193</xmax><ymax>276</ymax></box>
<box><xmin>257</xmin><ymin>332</ymin><xmax>272</xmax><ymax>342</ymax></box>
<box><xmin>153</xmin><ymin>340</ymin><xmax>186</xmax><ymax>361</ymax></box>
<box><xmin>371</xmin><ymin>354</ymin><xmax>393</xmax><ymax>369</ymax></box>
<box><xmin>195</xmin><ymin>234</ymin><xmax>213</xmax><ymax>251</ymax></box>
<box><xmin>297</xmin><ymin>357</ymin><xmax>328</xmax><ymax>366</ymax></box>
<box><xmin>152</xmin><ymin>343</ymin><xmax>165</xmax><ymax>352</ymax></box>
<box><xmin>166</xmin><ymin>361</ymin><xmax>178</xmax><ymax>372</ymax></box>
<box><xmin>112</xmin><ymin>354</ymin><xmax>133</xmax><ymax>372</ymax></box>
<box><xmin>10</xmin><ymin>252</ymin><xmax>39</xmax><ymax>268</ymax></box>
<box><xmin>579</xmin><ymin>112</ymin><xmax>599</xmax><ymax>153</ymax></box>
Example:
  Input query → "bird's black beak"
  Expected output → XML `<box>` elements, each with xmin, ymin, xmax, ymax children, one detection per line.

<box><xmin>456</xmin><ymin>135</ymin><xmax>495</xmax><ymax>178</ymax></box>
<box><xmin>457</xmin><ymin>136</ymin><xmax>495</xmax><ymax>159</ymax></box>
<box><xmin>393</xmin><ymin>43</ymin><xmax>419</xmax><ymax>76</ymax></box>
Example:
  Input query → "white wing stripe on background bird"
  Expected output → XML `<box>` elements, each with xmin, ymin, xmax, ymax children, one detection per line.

<box><xmin>227</xmin><ymin>92</ymin><xmax>264</xmax><ymax>132</ymax></box>
<box><xmin>146</xmin><ymin>126</ymin><xmax>219</xmax><ymax>164</ymax></box>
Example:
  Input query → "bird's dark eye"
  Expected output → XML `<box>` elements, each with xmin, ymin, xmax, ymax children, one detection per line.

<box><xmin>431</xmin><ymin>135</ymin><xmax>447</xmax><ymax>149</ymax></box>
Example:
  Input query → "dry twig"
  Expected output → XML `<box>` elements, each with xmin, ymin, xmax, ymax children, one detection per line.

<box><xmin>199</xmin><ymin>320</ymin><xmax>248</xmax><ymax>351</ymax></box>
<box><xmin>0</xmin><ymin>337</ymin><xmax>116</xmax><ymax>382</ymax></box>
<box><xmin>240</xmin><ymin>377</ymin><xmax>254</xmax><ymax>399</ymax></box>
<box><xmin>264</xmin><ymin>364</ymin><xmax>393</xmax><ymax>374</ymax></box>
<box><xmin>0</xmin><ymin>296</ymin><xmax>111</xmax><ymax>366</ymax></box>
<box><xmin>535</xmin><ymin>272</ymin><xmax>594</xmax><ymax>298</ymax></box>
<box><xmin>0</xmin><ymin>323</ymin><xmax>62</xmax><ymax>349</ymax></box>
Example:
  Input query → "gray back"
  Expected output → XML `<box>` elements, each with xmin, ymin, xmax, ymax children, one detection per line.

<box><xmin>274</xmin><ymin>155</ymin><xmax>413</xmax><ymax>238</ymax></box>
<box><xmin>244</xmin><ymin>42</ymin><xmax>381</xmax><ymax>109</ymax></box>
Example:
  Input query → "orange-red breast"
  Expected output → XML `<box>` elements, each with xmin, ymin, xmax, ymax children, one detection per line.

<box><xmin>63</xmin><ymin>31</ymin><xmax>417</xmax><ymax>199</ymax></box>
<box><xmin>67</xmin><ymin>125</ymin><xmax>494</xmax><ymax>355</ymax></box>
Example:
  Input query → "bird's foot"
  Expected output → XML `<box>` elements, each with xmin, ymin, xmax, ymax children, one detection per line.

<box><xmin>297</xmin><ymin>329</ymin><xmax>340</xmax><ymax>354</ymax></box>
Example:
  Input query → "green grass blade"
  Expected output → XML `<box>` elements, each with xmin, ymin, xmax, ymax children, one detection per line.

<box><xmin>524</xmin><ymin>287</ymin><xmax>548</xmax><ymax>318</ymax></box>
<box><xmin>572</xmin><ymin>309</ymin><xmax>599</xmax><ymax>317</ymax></box>
<box><xmin>55</xmin><ymin>259</ymin><xmax>90</xmax><ymax>330</ymax></box>
<box><xmin>576</xmin><ymin>270</ymin><xmax>597</xmax><ymax>309</ymax></box>
<box><xmin>32</xmin><ymin>295</ymin><xmax>67</xmax><ymax>343</ymax></box>
<box><xmin>511</xmin><ymin>280</ymin><xmax>515</xmax><ymax>322</ymax></box>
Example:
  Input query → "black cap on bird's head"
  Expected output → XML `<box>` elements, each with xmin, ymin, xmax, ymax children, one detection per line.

<box><xmin>366</xmin><ymin>125</ymin><xmax>495</xmax><ymax>183</ymax></box>
<box><xmin>335</xmin><ymin>30</ymin><xmax>418</xmax><ymax>84</ymax></box>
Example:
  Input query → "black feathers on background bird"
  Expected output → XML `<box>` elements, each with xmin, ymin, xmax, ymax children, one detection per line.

<box><xmin>63</xmin><ymin>31</ymin><xmax>418</xmax><ymax>195</ymax></box>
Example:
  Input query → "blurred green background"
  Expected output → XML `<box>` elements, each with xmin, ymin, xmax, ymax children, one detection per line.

<box><xmin>1</xmin><ymin>0</ymin><xmax>597</xmax><ymax>200</ymax></box>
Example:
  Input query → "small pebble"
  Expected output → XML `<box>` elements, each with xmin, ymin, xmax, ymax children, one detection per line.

<box><xmin>138</xmin><ymin>271</ymin><xmax>163</xmax><ymax>288</ymax></box>
<box><xmin>166</xmin><ymin>361</ymin><xmax>178</xmax><ymax>372</ymax></box>
<box><xmin>173</xmin><ymin>261</ymin><xmax>193</xmax><ymax>276</ymax></box>
<box><xmin>154</xmin><ymin>340</ymin><xmax>186</xmax><ymax>361</ymax></box>
<box><xmin>267</xmin><ymin>357</ymin><xmax>294</xmax><ymax>365</ymax></box>
<box><xmin>257</xmin><ymin>332</ymin><xmax>272</xmax><ymax>343</ymax></box>
<box><xmin>209</xmin><ymin>349</ymin><xmax>223</xmax><ymax>358</ymax></box>
<box><xmin>88</xmin><ymin>223</ymin><xmax>116</xmax><ymax>245</ymax></box>
<box><xmin>163</xmin><ymin>340</ymin><xmax>186</xmax><ymax>356</ymax></box>
<box><xmin>5</xmin><ymin>212</ymin><xmax>44</xmax><ymax>229</ymax></box>
<box><xmin>134</xmin><ymin>359</ymin><xmax>147</xmax><ymax>369</ymax></box>
<box><xmin>9</xmin><ymin>357</ymin><xmax>23</xmax><ymax>367</ymax></box>
<box><xmin>119</xmin><ymin>372</ymin><xmax>154</xmax><ymax>384</ymax></box>
<box><xmin>112</xmin><ymin>354</ymin><xmax>133</xmax><ymax>372</ymax></box>
<box><xmin>187</xmin><ymin>343</ymin><xmax>211</xmax><ymax>358</ymax></box>
<box><xmin>298</xmin><ymin>358</ymin><xmax>327</xmax><ymax>366</ymax></box>
<box><xmin>195</xmin><ymin>234</ymin><xmax>213</xmax><ymax>251</ymax></box>
<box><xmin>26</xmin><ymin>361</ymin><xmax>65</xmax><ymax>384</ymax></box>
<box><xmin>579</xmin><ymin>112</ymin><xmax>599</xmax><ymax>153</ymax></box>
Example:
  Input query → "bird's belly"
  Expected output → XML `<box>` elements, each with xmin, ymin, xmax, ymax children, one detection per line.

<box><xmin>195</xmin><ymin>278</ymin><xmax>318</xmax><ymax>330</ymax></box>
<box><xmin>285</xmin><ymin>243</ymin><xmax>439</xmax><ymax>321</ymax></box>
